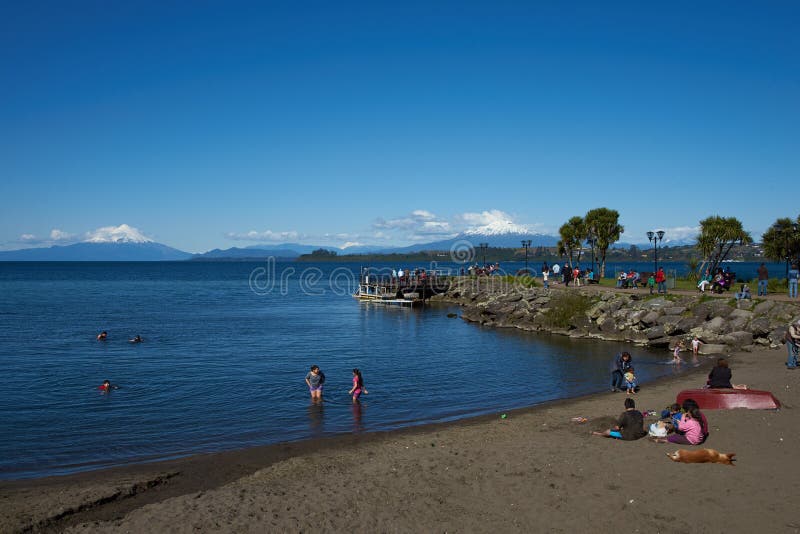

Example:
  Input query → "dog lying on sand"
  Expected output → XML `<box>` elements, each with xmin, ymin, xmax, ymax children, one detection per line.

<box><xmin>667</xmin><ymin>449</ymin><xmax>736</xmax><ymax>465</ymax></box>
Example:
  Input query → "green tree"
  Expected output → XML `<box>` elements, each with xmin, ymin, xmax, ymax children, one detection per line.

<box><xmin>696</xmin><ymin>215</ymin><xmax>752</xmax><ymax>275</ymax></box>
<box><xmin>584</xmin><ymin>208</ymin><xmax>624</xmax><ymax>278</ymax></box>
<box><xmin>557</xmin><ymin>216</ymin><xmax>586</xmax><ymax>270</ymax></box>
<box><xmin>761</xmin><ymin>216</ymin><xmax>800</xmax><ymax>277</ymax></box>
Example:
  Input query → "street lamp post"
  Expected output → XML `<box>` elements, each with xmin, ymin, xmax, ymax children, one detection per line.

<box><xmin>521</xmin><ymin>240</ymin><xmax>531</xmax><ymax>275</ymax></box>
<box><xmin>647</xmin><ymin>230</ymin><xmax>665</xmax><ymax>273</ymax></box>
<box><xmin>479</xmin><ymin>242</ymin><xmax>488</xmax><ymax>268</ymax></box>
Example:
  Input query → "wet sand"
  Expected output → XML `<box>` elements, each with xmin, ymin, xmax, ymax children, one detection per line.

<box><xmin>2</xmin><ymin>345</ymin><xmax>799</xmax><ymax>533</ymax></box>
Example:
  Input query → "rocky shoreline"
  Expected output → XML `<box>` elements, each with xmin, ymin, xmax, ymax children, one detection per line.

<box><xmin>432</xmin><ymin>278</ymin><xmax>799</xmax><ymax>354</ymax></box>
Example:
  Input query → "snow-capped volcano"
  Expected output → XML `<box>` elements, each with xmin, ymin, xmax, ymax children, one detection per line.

<box><xmin>84</xmin><ymin>224</ymin><xmax>153</xmax><ymax>244</ymax></box>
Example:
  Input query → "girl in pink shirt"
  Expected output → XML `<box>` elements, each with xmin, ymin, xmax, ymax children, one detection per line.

<box><xmin>666</xmin><ymin>408</ymin><xmax>703</xmax><ymax>445</ymax></box>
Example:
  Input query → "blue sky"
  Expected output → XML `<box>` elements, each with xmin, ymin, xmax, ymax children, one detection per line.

<box><xmin>1</xmin><ymin>1</ymin><xmax>798</xmax><ymax>252</ymax></box>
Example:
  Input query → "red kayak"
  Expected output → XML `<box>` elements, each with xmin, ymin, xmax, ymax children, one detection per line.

<box><xmin>677</xmin><ymin>388</ymin><xmax>781</xmax><ymax>410</ymax></box>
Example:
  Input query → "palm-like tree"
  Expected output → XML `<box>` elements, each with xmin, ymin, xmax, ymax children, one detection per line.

<box><xmin>696</xmin><ymin>215</ymin><xmax>753</xmax><ymax>275</ymax></box>
<box><xmin>557</xmin><ymin>216</ymin><xmax>586</xmax><ymax>270</ymax></box>
<box><xmin>584</xmin><ymin>208</ymin><xmax>623</xmax><ymax>278</ymax></box>
<box><xmin>761</xmin><ymin>216</ymin><xmax>800</xmax><ymax>278</ymax></box>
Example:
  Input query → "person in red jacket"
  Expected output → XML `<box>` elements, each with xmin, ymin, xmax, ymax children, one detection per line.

<box><xmin>655</xmin><ymin>267</ymin><xmax>667</xmax><ymax>294</ymax></box>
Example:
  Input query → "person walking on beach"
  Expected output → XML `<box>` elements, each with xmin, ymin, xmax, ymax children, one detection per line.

<box><xmin>655</xmin><ymin>267</ymin><xmax>667</xmax><ymax>294</ymax></box>
<box><xmin>348</xmin><ymin>368</ymin><xmax>368</xmax><ymax>403</ymax></box>
<box><xmin>592</xmin><ymin>397</ymin><xmax>646</xmax><ymax>440</ymax></box>
<box><xmin>786</xmin><ymin>320</ymin><xmax>800</xmax><ymax>369</ymax></box>
<box><xmin>305</xmin><ymin>365</ymin><xmax>325</xmax><ymax>401</ymax></box>
<box><xmin>788</xmin><ymin>264</ymin><xmax>799</xmax><ymax>299</ymax></box>
<box><xmin>757</xmin><ymin>263</ymin><xmax>769</xmax><ymax>296</ymax></box>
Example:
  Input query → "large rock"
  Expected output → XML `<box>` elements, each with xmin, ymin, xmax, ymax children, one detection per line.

<box><xmin>705</xmin><ymin>316</ymin><xmax>727</xmax><ymax>334</ymax></box>
<box><xmin>691</xmin><ymin>303</ymin><xmax>712</xmax><ymax>321</ymax></box>
<box><xmin>663</xmin><ymin>306</ymin><xmax>687</xmax><ymax>315</ymax></box>
<box><xmin>699</xmin><ymin>343</ymin><xmax>727</xmax><ymax>354</ymax></box>
<box><xmin>645</xmin><ymin>325</ymin><xmax>666</xmax><ymax>340</ymax></box>
<box><xmin>640</xmin><ymin>311</ymin><xmax>661</xmax><ymax>326</ymax></box>
<box><xmin>722</xmin><ymin>331</ymin><xmax>754</xmax><ymax>349</ymax></box>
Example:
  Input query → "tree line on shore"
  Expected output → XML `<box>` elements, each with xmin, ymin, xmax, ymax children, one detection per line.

<box><xmin>300</xmin><ymin>212</ymin><xmax>800</xmax><ymax>275</ymax></box>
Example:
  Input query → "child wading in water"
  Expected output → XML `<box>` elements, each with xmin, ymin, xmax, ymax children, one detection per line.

<box><xmin>305</xmin><ymin>365</ymin><xmax>325</xmax><ymax>402</ymax></box>
<box><xmin>672</xmin><ymin>342</ymin><xmax>684</xmax><ymax>364</ymax></box>
<box><xmin>348</xmin><ymin>368</ymin><xmax>368</xmax><ymax>403</ymax></box>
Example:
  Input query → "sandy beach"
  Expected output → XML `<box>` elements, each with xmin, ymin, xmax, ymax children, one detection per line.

<box><xmin>2</xmin><ymin>343</ymin><xmax>799</xmax><ymax>533</ymax></box>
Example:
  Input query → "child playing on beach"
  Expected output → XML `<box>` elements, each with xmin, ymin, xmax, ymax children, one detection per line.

<box><xmin>348</xmin><ymin>368</ymin><xmax>368</xmax><ymax>403</ymax></box>
<box><xmin>305</xmin><ymin>365</ymin><xmax>325</xmax><ymax>401</ymax></box>
<box><xmin>624</xmin><ymin>367</ymin><xmax>637</xmax><ymax>394</ymax></box>
<box><xmin>592</xmin><ymin>397</ymin><xmax>647</xmax><ymax>440</ymax></box>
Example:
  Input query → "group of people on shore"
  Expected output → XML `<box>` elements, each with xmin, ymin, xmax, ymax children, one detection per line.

<box><xmin>305</xmin><ymin>365</ymin><xmax>368</xmax><ymax>404</ymax></box>
<box><xmin>540</xmin><ymin>262</ymin><xmax>596</xmax><ymax>288</ymax></box>
<box><xmin>597</xmin><ymin>344</ymin><xmax>751</xmax><ymax>444</ymax></box>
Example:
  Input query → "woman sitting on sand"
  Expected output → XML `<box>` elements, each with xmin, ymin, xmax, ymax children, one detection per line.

<box><xmin>707</xmin><ymin>358</ymin><xmax>748</xmax><ymax>389</ymax></box>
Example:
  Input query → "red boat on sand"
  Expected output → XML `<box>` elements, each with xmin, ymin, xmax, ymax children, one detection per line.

<box><xmin>677</xmin><ymin>388</ymin><xmax>781</xmax><ymax>410</ymax></box>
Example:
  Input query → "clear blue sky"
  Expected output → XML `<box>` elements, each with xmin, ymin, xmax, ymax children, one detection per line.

<box><xmin>1</xmin><ymin>1</ymin><xmax>797</xmax><ymax>252</ymax></box>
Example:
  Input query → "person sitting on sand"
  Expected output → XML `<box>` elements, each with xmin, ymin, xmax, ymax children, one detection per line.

<box><xmin>653</xmin><ymin>406</ymin><xmax>704</xmax><ymax>445</ymax></box>
<box><xmin>97</xmin><ymin>331</ymin><xmax>108</xmax><ymax>341</ymax></box>
<box><xmin>98</xmin><ymin>380</ymin><xmax>119</xmax><ymax>392</ymax></box>
<box><xmin>707</xmin><ymin>358</ymin><xmax>748</xmax><ymax>389</ymax></box>
<box><xmin>129</xmin><ymin>335</ymin><xmax>143</xmax><ymax>343</ymax></box>
<box><xmin>592</xmin><ymin>397</ymin><xmax>647</xmax><ymax>440</ymax></box>
<box><xmin>305</xmin><ymin>365</ymin><xmax>325</xmax><ymax>401</ymax></box>
<box><xmin>624</xmin><ymin>367</ymin><xmax>637</xmax><ymax>395</ymax></box>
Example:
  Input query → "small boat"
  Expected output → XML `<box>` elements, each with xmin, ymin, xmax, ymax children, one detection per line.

<box><xmin>676</xmin><ymin>388</ymin><xmax>781</xmax><ymax>410</ymax></box>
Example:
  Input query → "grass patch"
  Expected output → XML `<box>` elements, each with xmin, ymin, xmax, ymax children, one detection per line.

<box><xmin>501</xmin><ymin>275</ymin><xmax>538</xmax><ymax>288</ymax></box>
<box><xmin>540</xmin><ymin>292</ymin><xmax>593</xmax><ymax>328</ymax></box>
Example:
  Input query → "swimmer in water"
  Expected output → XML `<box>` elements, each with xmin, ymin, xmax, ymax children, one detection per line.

<box><xmin>97</xmin><ymin>331</ymin><xmax>108</xmax><ymax>341</ymax></box>
<box><xmin>98</xmin><ymin>380</ymin><xmax>118</xmax><ymax>392</ymax></box>
<box><xmin>129</xmin><ymin>335</ymin><xmax>143</xmax><ymax>343</ymax></box>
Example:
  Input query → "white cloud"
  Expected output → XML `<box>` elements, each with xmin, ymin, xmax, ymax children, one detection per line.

<box><xmin>85</xmin><ymin>224</ymin><xmax>152</xmax><ymax>243</ymax></box>
<box><xmin>50</xmin><ymin>229</ymin><xmax>76</xmax><ymax>241</ymax></box>
<box><xmin>411</xmin><ymin>210</ymin><xmax>436</xmax><ymax>220</ymax></box>
<box><xmin>19</xmin><ymin>234</ymin><xmax>38</xmax><ymax>242</ymax></box>
<box><xmin>226</xmin><ymin>229</ymin><xmax>301</xmax><ymax>242</ymax></box>
<box><xmin>341</xmin><ymin>241</ymin><xmax>365</xmax><ymax>249</ymax></box>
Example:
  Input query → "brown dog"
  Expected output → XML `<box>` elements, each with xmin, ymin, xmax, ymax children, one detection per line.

<box><xmin>667</xmin><ymin>449</ymin><xmax>736</xmax><ymax>466</ymax></box>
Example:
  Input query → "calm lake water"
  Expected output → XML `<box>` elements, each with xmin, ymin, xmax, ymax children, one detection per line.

<box><xmin>0</xmin><ymin>261</ymin><xmax>712</xmax><ymax>480</ymax></box>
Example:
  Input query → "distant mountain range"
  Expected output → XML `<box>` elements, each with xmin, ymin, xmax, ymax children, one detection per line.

<box><xmin>0</xmin><ymin>241</ymin><xmax>192</xmax><ymax>261</ymax></box>
<box><xmin>2</xmin><ymin>231</ymin><xmax>679</xmax><ymax>261</ymax></box>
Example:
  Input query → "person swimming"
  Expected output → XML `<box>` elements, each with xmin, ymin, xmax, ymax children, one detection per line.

<box><xmin>97</xmin><ymin>331</ymin><xmax>108</xmax><ymax>341</ymax></box>
<box><xmin>98</xmin><ymin>380</ymin><xmax>118</xmax><ymax>392</ymax></box>
<box><xmin>129</xmin><ymin>335</ymin><xmax>143</xmax><ymax>343</ymax></box>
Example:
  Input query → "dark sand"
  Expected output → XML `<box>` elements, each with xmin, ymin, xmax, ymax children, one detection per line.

<box><xmin>2</xmin><ymin>345</ymin><xmax>799</xmax><ymax>533</ymax></box>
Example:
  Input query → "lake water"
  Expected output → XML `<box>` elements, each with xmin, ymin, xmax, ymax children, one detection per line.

<box><xmin>0</xmin><ymin>261</ymin><xmax>708</xmax><ymax>480</ymax></box>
